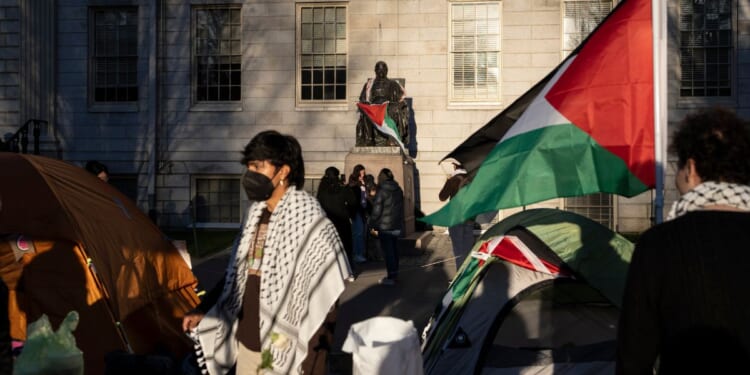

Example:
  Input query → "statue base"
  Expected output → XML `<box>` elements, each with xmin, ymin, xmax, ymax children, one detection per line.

<box><xmin>345</xmin><ymin>147</ymin><xmax>415</xmax><ymax>236</ymax></box>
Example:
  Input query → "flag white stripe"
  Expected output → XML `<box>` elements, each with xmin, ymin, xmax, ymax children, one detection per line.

<box><xmin>500</xmin><ymin>57</ymin><xmax>577</xmax><ymax>143</ymax></box>
<box><xmin>506</xmin><ymin>235</ymin><xmax>552</xmax><ymax>274</ymax></box>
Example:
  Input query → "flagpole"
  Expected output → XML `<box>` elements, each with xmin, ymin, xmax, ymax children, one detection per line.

<box><xmin>652</xmin><ymin>0</ymin><xmax>667</xmax><ymax>225</ymax></box>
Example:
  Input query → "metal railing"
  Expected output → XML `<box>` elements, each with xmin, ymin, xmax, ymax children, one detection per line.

<box><xmin>3</xmin><ymin>119</ymin><xmax>48</xmax><ymax>154</ymax></box>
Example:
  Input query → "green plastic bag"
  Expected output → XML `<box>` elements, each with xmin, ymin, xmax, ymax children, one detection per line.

<box><xmin>13</xmin><ymin>311</ymin><xmax>84</xmax><ymax>375</ymax></box>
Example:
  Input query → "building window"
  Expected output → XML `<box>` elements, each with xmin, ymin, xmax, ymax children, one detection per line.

<box><xmin>193</xmin><ymin>6</ymin><xmax>242</xmax><ymax>102</ymax></box>
<box><xmin>297</xmin><ymin>4</ymin><xmax>347</xmax><ymax>103</ymax></box>
<box><xmin>450</xmin><ymin>2</ymin><xmax>500</xmax><ymax>102</ymax></box>
<box><xmin>679</xmin><ymin>0</ymin><xmax>732</xmax><ymax>97</ymax></box>
<box><xmin>565</xmin><ymin>193</ymin><xmax>614</xmax><ymax>229</ymax></box>
<box><xmin>193</xmin><ymin>177</ymin><xmax>241</xmax><ymax>224</ymax></box>
<box><xmin>90</xmin><ymin>8</ymin><xmax>138</xmax><ymax>103</ymax></box>
<box><xmin>562</xmin><ymin>1</ymin><xmax>613</xmax><ymax>57</ymax></box>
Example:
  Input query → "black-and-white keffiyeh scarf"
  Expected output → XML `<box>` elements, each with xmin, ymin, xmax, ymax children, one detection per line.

<box><xmin>193</xmin><ymin>187</ymin><xmax>351</xmax><ymax>374</ymax></box>
<box><xmin>667</xmin><ymin>181</ymin><xmax>750</xmax><ymax>220</ymax></box>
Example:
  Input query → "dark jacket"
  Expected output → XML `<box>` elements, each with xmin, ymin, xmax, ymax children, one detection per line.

<box><xmin>616</xmin><ymin>210</ymin><xmax>750</xmax><ymax>375</ymax></box>
<box><xmin>317</xmin><ymin>183</ymin><xmax>357</xmax><ymax>225</ymax></box>
<box><xmin>369</xmin><ymin>179</ymin><xmax>403</xmax><ymax>231</ymax></box>
<box><xmin>317</xmin><ymin>182</ymin><xmax>357</xmax><ymax>257</ymax></box>
<box><xmin>348</xmin><ymin>183</ymin><xmax>369</xmax><ymax>219</ymax></box>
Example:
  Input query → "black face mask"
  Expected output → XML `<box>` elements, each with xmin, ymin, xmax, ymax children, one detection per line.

<box><xmin>242</xmin><ymin>170</ymin><xmax>276</xmax><ymax>201</ymax></box>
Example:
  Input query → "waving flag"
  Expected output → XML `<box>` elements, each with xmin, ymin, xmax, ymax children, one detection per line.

<box><xmin>423</xmin><ymin>0</ymin><xmax>655</xmax><ymax>227</ymax></box>
<box><xmin>357</xmin><ymin>102</ymin><xmax>407</xmax><ymax>153</ymax></box>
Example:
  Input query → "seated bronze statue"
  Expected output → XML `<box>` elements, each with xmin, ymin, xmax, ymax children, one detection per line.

<box><xmin>356</xmin><ymin>61</ymin><xmax>409</xmax><ymax>147</ymax></box>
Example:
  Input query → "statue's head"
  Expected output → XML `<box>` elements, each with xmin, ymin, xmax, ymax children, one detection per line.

<box><xmin>374</xmin><ymin>61</ymin><xmax>388</xmax><ymax>79</ymax></box>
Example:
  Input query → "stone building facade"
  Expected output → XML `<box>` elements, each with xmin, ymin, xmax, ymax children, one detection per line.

<box><xmin>0</xmin><ymin>0</ymin><xmax>748</xmax><ymax>234</ymax></box>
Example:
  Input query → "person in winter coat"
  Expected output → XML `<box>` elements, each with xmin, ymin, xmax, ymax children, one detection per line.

<box><xmin>368</xmin><ymin>168</ymin><xmax>404</xmax><ymax>286</ymax></box>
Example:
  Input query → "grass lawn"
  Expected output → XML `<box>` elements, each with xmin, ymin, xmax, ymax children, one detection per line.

<box><xmin>163</xmin><ymin>228</ymin><xmax>239</xmax><ymax>259</ymax></box>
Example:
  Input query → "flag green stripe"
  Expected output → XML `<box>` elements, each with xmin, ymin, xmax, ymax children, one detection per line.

<box><xmin>423</xmin><ymin>124</ymin><xmax>649</xmax><ymax>226</ymax></box>
<box><xmin>384</xmin><ymin>116</ymin><xmax>399</xmax><ymax>137</ymax></box>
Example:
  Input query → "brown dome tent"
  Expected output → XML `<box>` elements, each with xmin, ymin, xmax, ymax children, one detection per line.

<box><xmin>0</xmin><ymin>153</ymin><xmax>200</xmax><ymax>373</ymax></box>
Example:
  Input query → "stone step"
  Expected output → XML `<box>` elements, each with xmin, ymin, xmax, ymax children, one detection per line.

<box><xmin>398</xmin><ymin>230</ymin><xmax>434</xmax><ymax>256</ymax></box>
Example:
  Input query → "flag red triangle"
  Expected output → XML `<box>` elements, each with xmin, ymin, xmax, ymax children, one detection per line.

<box><xmin>356</xmin><ymin>102</ymin><xmax>387</xmax><ymax>126</ymax></box>
<box><xmin>545</xmin><ymin>0</ymin><xmax>654</xmax><ymax>186</ymax></box>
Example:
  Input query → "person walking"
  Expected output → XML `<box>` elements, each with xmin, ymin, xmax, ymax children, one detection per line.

<box><xmin>347</xmin><ymin>164</ymin><xmax>369</xmax><ymax>264</ymax></box>
<box><xmin>317</xmin><ymin>166</ymin><xmax>357</xmax><ymax>275</ymax></box>
<box><xmin>368</xmin><ymin>168</ymin><xmax>404</xmax><ymax>286</ymax></box>
<box><xmin>182</xmin><ymin>130</ymin><xmax>351</xmax><ymax>375</ymax></box>
<box><xmin>438</xmin><ymin>161</ymin><xmax>475</xmax><ymax>270</ymax></box>
<box><xmin>616</xmin><ymin>107</ymin><xmax>750</xmax><ymax>374</ymax></box>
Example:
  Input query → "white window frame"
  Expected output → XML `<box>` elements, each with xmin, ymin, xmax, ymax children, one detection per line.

<box><xmin>191</xmin><ymin>5</ymin><xmax>243</xmax><ymax>109</ymax></box>
<box><xmin>448</xmin><ymin>1</ymin><xmax>502</xmax><ymax>106</ymax></box>
<box><xmin>295</xmin><ymin>2</ymin><xmax>349</xmax><ymax>110</ymax></box>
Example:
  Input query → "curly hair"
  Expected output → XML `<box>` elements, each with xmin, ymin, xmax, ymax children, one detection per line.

<box><xmin>241</xmin><ymin>130</ymin><xmax>305</xmax><ymax>190</ymax></box>
<box><xmin>669</xmin><ymin>107</ymin><xmax>750</xmax><ymax>184</ymax></box>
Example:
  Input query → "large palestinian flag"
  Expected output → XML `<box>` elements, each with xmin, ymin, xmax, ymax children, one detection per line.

<box><xmin>422</xmin><ymin>0</ymin><xmax>655</xmax><ymax>227</ymax></box>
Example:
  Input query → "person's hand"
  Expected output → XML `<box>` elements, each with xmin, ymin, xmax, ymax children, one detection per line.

<box><xmin>182</xmin><ymin>309</ymin><xmax>205</xmax><ymax>332</ymax></box>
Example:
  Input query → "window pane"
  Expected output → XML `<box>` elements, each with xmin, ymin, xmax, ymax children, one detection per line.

<box><xmin>195</xmin><ymin>177</ymin><xmax>240</xmax><ymax>223</ymax></box>
<box><xmin>92</xmin><ymin>8</ymin><xmax>138</xmax><ymax>103</ymax></box>
<box><xmin>194</xmin><ymin>6</ymin><xmax>242</xmax><ymax>102</ymax></box>
<box><xmin>562</xmin><ymin>1</ymin><xmax>612</xmax><ymax>57</ymax></box>
<box><xmin>450</xmin><ymin>3</ymin><xmax>500</xmax><ymax>101</ymax></box>
<box><xmin>566</xmin><ymin>193</ymin><xmax>614</xmax><ymax>229</ymax></box>
<box><xmin>298</xmin><ymin>4</ymin><xmax>347</xmax><ymax>103</ymax></box>
<box><xmin>679</xmin><ymin>0</ymin><xmax>732</xmax><ymax>97</ymax></box>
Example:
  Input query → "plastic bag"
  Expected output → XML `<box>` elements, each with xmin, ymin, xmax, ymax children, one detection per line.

<box><xmin>13</xmin><ymin>311</ymin><xmax>84</xmax><ymax>375</ymax></box>
<box><xmin>342</xmin><ymin>316</ymin><xmax>424</xmax><ymax>375</ymax></box>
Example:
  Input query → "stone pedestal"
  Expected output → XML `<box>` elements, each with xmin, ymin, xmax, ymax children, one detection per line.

<box><xmin>345</xmin><ymin>147</ymin><xmax>415</xmax><ymax>236</ymax></box>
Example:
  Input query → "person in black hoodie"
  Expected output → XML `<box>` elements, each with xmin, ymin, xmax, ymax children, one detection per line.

<box><xmin>317</xmin><ymin>166</ymin><xmax>357</xmax><ymax>266</ymax></box>
<box><xmin>368</xmin><ymin>168</ymin><xmax>403</xmax><ymax>286</ymax></box>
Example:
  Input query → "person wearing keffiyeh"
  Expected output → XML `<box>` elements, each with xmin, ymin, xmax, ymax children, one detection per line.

<box><xmin>616</xmin><ymin>107</ymin><xmax>750</xmax><ymax>375</ymax></box>
<box><xmin>182</xmin><ymin>130</ymin><xmax>352</xmax><ymax>375</ymax></box>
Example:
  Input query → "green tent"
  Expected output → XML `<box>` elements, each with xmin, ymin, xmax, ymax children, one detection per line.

<box><xmin>422</xmin><ymin>208</ymin><xmax>633</xmax><ymax>375</ymax></box>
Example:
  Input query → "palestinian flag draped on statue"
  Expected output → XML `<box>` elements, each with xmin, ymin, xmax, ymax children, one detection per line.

<box><xmin>357</xmin><ymin>102</ymin><xmax>407</xmax><ymax>154</ymax></box>
<box><xmin>422</xmin><ymin>0</ymin><xmax>655</xmax><ymax>227</ymax></box>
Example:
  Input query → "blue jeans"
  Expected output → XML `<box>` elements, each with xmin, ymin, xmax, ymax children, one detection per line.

<box><xmin>379</xmin><ymin>229</ymin><xmax>401</xmax><ymax>279</ymax></box>
<box><xmin>352</xmin><ymin>213</ymin><xmax>366</xmax><ymax>259</ymax></box>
